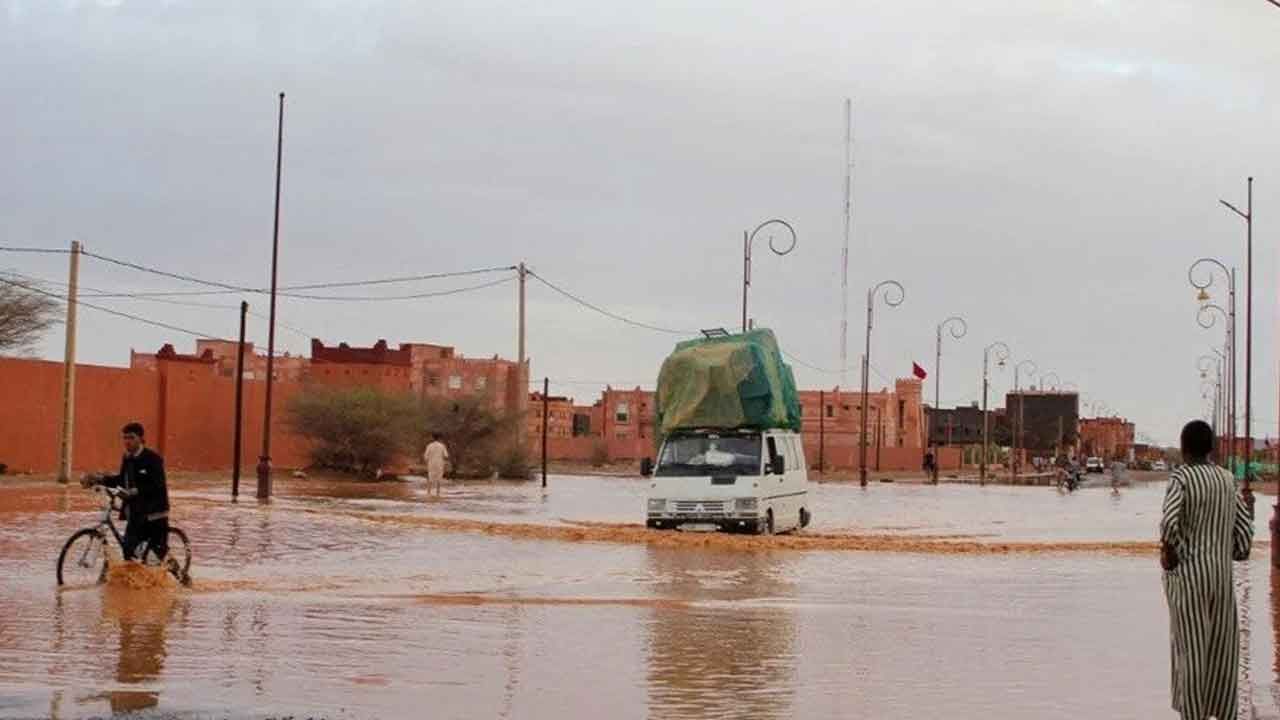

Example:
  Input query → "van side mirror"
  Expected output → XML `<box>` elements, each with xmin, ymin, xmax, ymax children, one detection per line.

<box><xmin>640</xmin><ymin>458</ymin><xmax>653</xmax><ymax>477</ymax></box>
<box><xmin>770</xmin><ymin>456</ymin><xmax>785</xmax><ymax>475</ymax></box>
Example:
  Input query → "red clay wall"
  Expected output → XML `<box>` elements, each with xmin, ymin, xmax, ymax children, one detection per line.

<box><xmin>0</xmin><ymin>357</ymin><xmax>312</xmax><ymax>475</ymax></box>
<box><xmin>0</xmin><ymin>358</ymin><xmax>162</xmax><ymax>474</ymax></box>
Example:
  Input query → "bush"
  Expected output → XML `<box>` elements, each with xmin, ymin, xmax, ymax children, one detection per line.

<box><xmin>419</xmin><ymin>394</ymin><xmax>523</xmax><ymax>479</ymax></box>
<box><xmin>495</xmin><ymin>443</ymin><xmax>531</xmax><ymax>480</ymax></box>
<box><xmin>288</xmin><ymin>386</ymin><xmax>530</xmax><ymax>480</ymax></box>
<box><xmin>287</xmin><ymin>385</ymin><xmax>422</xmax><ymax>477</ymax></box>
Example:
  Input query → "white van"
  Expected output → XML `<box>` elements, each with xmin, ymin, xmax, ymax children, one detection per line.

<box><xmin>642</xmin><ymin>428</ymin><xmax>811</xmax><ymax>534</ymax></box>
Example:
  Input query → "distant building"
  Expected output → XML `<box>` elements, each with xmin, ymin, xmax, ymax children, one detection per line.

<box><xmin>131</xmin><ymin>337</ymin><xmax>523</xmax><ymax>415</ymax></box>
<box><xmin>1079</xmin><ymin>416</ymin><xmax>1135</xmax><ymax>461</ymax></box>
<box><xmin>1004</xmin><ymin>390</ymin><xmax>1079</xmax><ymax>453</ymax></box>
<box><xmin>925</xmin><ymin>404</ymin><xmax>997</xmax><ymax>447</ymax></box>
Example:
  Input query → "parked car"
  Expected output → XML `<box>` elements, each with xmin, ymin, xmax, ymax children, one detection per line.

<box><xmin>1085</xmin><ymin>457</ymin><xmax>1105</xmax><ymax>474</ymax></box>
<box><xmin>1152</xmin><ymin>460</ymin><xmax>1169</xmax><ymax>472</ymax></box>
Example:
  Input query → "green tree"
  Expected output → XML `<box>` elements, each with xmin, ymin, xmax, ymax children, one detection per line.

<box><xmin>287</xmin><ymin>386</ymin><xmax>421</xmax><ymax>477</ymax></box>
<box><xmin>419</xmin><ymin>394</ymin><xmax>526</xmax><ymax>478</ymax></box>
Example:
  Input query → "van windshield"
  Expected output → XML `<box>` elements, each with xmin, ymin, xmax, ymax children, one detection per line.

<box><xmin>656</xmin><ymin>434</ymin><xmax>762</xmax><ymax>477</ymax></box>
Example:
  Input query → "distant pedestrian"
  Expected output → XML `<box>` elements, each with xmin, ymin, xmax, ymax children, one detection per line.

<box><xmin>922</xmin><ymin>449</ymin><xmax>937</xmax><ymax>484</ymax></box>
<box><xmin>1110</xmin><ymin>460</ymin><xmax>1126</xmax><ymax>490</ymax></box>
<box><xmin>422</xmin><ymin>433</ymin><xmax>450</xmax><ymax>496</ymax></box>
<box><xmin>1161</xmin><ymin>419</ymin><xmax>1254</xmax><ymax>720</ymax></box>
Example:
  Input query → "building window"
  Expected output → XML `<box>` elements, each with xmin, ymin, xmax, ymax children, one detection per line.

<box><xmin>428</xmin><ymin>375</ymin><xmax>440</xmax><ymax>387</ymax></box>
<box><xmin>476</xmin><ymin>376</ymin><xmax>487</xmax><ymax>390</ymax></box>
<box><xmin>826</xmin><ymin>405</ymin><xmax>834</xmax><ymax>418</ymax></box>
<box><xmin>616</xmin><ymin>402</ymin><xmax>630</xmax><ymax>423</ymax></box>
<box><xmin>448</xmin><ymin>375</ymin><xmax>462</xmax><ymax>390</ymax></box>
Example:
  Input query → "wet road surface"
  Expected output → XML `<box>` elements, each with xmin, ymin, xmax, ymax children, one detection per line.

<box><xmin>0</xmin><ymin>473</ymin><xmax>1272</xmax><ymax>719</ymax></box>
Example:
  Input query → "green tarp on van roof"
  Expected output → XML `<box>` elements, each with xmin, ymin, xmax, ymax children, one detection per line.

<box><xmin>655</xmin><ymin>329</ymin><xmax>802</xmax><ymax>437</ymax></box>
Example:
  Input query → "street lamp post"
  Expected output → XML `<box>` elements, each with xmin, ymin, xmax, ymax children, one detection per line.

<box><xmin>860</xmin><ymin>280</ymin><xmax>905</xmax><ymax>487</ymax></box>
<box><xmin>980</xmin><ymin>341</ymin><xmax>1011</xmax><ymax>485</ymax></box>
<box><xmin>741</xmin><ymin>219</ymin><xmax>797</xmax><ymax>333</ymax></box>
<box><xmin>1190</xmin><ymin>258</ymin><xmax>1237</xmax><ymax>482</ymax></box>
<box><xmin>1040</xmin><ymin>372</ymin><xmax>1061</xmax><ymax>391</ymax></box>
<box><xmin>1012</xmin><ymin>360</ymin><xmax>1037</xmax><ymax>482</ymax></box>
<box><xmin>1201</xmin><ymin>352</ymin><xmax>1226</xmax><ymax>464</ymax></box>
<box><xmin>1198</xmin><ymin>302</ymin><xmax>1235</xmax><ymax>476</ymax></box>
<box><xmin>1219</xmin><ymin>180</ymin><xmax>1251</xmax><ymax>488</ymax></box>
<box><xmin>935</xmin><ymin>316</ymin><xmax>968</xmax><ymax>451</ymax></box>
<box><xmin>256</xmin><ymin>91</ymin><xmax>286</xmax><ymax>501</ymax></box>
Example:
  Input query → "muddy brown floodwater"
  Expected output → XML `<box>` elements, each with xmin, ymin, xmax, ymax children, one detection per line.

<box><xmin>0</xmin><ymin>473</ymin><xmax>1275</xmax><ymax>719</ymax></box>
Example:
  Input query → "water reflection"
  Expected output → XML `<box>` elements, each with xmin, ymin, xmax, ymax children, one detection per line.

<box><xmin>644</xmin><ymin>548</ymin><xmax>797</xmax><ymax>719</ymax></box>
<box><xmin>101</xmin><ymin>587</ymin><xmax>178</xmax><ymax>714</ymax></box>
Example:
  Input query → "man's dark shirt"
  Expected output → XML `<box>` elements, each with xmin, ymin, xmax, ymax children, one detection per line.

<box><xmin>101</xmin><ymin>447</ymin><xmax>170</xmax><ymax>522</ymax></box>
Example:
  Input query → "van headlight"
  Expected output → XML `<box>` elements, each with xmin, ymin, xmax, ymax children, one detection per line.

<box><xmin>735</xmin><ymin>497</ymin><xmax>758</xmax><ymax>512</ymax></box>
<box><xmin>647</xmin><ymin>498</ymin><xmax>668</xmax><ymax>512</ymax></box>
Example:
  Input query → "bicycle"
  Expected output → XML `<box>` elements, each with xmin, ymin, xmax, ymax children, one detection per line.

<box><xmin>56</xmin><ymin>486</ymin><xmax>192</xmax><ymax>587</ymax></box>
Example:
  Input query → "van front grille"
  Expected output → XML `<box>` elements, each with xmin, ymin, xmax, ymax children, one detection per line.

<box><xmin>672</xmin><ymin>500</ymin><xmax>728</xmax><ymax>516</ymax></box>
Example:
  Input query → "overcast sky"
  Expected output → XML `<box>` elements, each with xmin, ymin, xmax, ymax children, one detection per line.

<box><xmin>3</xmin><ymin>0</ymin><xmax>1278</xmax><ymax>445</ymax></box>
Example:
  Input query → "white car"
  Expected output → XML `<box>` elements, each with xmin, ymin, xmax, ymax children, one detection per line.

<box><xmin>643</xmin><ymin>428</ymin><xmax>811</xmax><ymax>535</ymax></box>
<box><xmin>1152</xmin><ymin>460</ymin><xmax>1169</xmax><ymax>472</ymax></box>
<box><xmin>1086</xmin><ymin>457</ymin><xmax>1105</xmax><ymax>474</ymax></box>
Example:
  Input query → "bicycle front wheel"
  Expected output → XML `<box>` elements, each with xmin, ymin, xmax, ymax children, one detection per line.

<box><xmin>57</xmin><ymin>528</ymin><xmax>110</xmax><ymax>587</ymax></box>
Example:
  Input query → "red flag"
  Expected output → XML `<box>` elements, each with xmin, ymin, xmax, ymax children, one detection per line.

<box><xmin>912</xmin><ymin>362</ymin><xmax>928</xmax><ymax>380</ymax></box>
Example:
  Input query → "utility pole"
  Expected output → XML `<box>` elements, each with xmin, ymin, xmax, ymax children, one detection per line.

<box><xmin>981</xmin><ymin>372</ymin><xmax>989</xmax><ymax>486</ymax></box>
<box><xmin>818</xmin><ymin>390</ymin><xmax>825</xmax><ymax>474</ymax></box>
<box><xmin>232</xmin><ymin>301</ymin><xmax>248</xmax><ymax>500</ymax></box>
<box><xmin>874</xmin><ymin>406</ymin><xmax>882</xmax><ymax>471</ymax></box>
<box><xmin>518</xmin><ymin>262</ymin><xmax>528</xmax><ymax>447</ymax></box>
<box><xmin>541</xmin><ymin>378</ymin><xmax>549</xmax><ymax>489</ymax></box>
<box><xmin>256</xmin><ymin>91</ymin><xmax>285</xmax><ymax>501</ymax></box>
<box><xmin>56</xmin><ymin>240</ymin><xmax>81</xmax><ymax>484</ymax></box>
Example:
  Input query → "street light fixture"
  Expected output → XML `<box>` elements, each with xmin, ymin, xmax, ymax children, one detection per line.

<box><xmin>1192</xmin><ymin>274</ymin><xmax>1233</xmax><ymax>481</ymax></box>
<box><xmin>741</xmin><ymin>219</ymin><xmax>797</xmax><ymax>333</ymax></box>
<box><xmin>1040</xmin><ymin>371</ymin><xmax>1062</xmax><ymax>391</ymax></box>
<box><xmin>933</xmin><ymin>316</ymin><xmax>968</xmax><ymax>472</ymax></box>
<box><xmin>860</xmin><ymin>280</ymin><xmax>905</xmax><ymax>487</ymax></box>
<box><xmin>980</xmin><ymin>341</ymin><xmax>1011</xmax><ymax>485</ymax></box>
<box><xmin>1190</xmin><ymin>257</ymin><xmax>1237</xmax><ymax>483</ymax></box>
<box><xmin>1012</xmin><ymin>360</ymin><xmax>1037</xmax><ymax>481</ymax></box>
<box><xmin>1219</xmin><ymin>180</ymin><xmax>1252</xmax><ymax>494</ymax></box>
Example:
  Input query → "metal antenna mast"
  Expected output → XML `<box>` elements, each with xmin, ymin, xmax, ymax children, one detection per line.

<box><xmin>840</xmin><ymin>98</ymin><xmax>853</xmax><ymax>384</ymax></box>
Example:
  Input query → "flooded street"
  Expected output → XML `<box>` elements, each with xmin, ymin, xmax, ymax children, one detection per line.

<box><xmin>1</xmin><ymin>474</ymin><xmax>1274</xmax><ymax>718</ymax></box>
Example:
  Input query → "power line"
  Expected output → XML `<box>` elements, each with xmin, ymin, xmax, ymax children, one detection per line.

<box><xmin>1</xmin><ymin>271</ymin><xmax>314</xmax><ymax>340</ymax></box>
<box><xmin>527</xmin><ymin>270</ymin><xmax>697</xmax><ymax>335</ymax></box>
<box><xmin>780</xmin><ymin>349</ymin><xmax>895</xmax><ymax>386</ymax></box>
<box><xmin>0</xmin><ymin>246</ymin><xmax>71</xmax><ymax>255</ymax></box>
<box><xmin>274</xmin><ymin>274</ymin><xmax>516</xmax><ymax>301</ymax></box>
<box><xmin>81</xmin><ymin>249</ymin><xmax>250</xmax><ymax>292</ymax></box>
<box><xmin>0</xmin><ymin>275</ymin><xmax>223</xmax><ymax>339</ymax></box>
<box><xmin>78</xmin><ymin>249</ymin><xmax>517</xmax><ymax>300</ymax></box>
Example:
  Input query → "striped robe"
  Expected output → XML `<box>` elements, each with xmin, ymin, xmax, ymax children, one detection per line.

<box><xmin>1160</xmin><ymin>463</ymin><xmax>1254</xmax><ymax>719</ymax></box>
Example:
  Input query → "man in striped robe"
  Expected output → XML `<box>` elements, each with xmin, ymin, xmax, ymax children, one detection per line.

<box><xmin>1161</xmin><ymin>419</ymin><xmax>1254</xmax><ymax>719</ymax></box>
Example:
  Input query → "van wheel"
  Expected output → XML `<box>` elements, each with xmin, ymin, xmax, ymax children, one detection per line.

<box><xmin>799</xmin><ymin>508</ymin><xmax>811</xmax><ymax>529</ymax></box>
<box><xmin>758</xmin><ymin>509</ymin><xmax>774</xmax><ymax>536</ymax></box>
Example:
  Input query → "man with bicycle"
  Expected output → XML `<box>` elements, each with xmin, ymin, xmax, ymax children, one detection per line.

<box><xmin>81</xmin><ymin>422</ymin><xmax>171</xmax><ymax>563</ymax></box>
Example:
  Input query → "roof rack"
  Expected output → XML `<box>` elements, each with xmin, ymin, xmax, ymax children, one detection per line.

<box><xmin>700</xmin><ymin>328</ymin><xmax>731</xmax><ymax>338</ymax></box>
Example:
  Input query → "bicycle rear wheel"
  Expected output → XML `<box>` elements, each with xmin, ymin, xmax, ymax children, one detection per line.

<box><xmin>143</xmin><ymin>527</ymin><xmax>191</xmax><ymax>586</ymax></box>
<box><xmin>57</xmin><ymin>528</ymin><xmax>110</xmax><ymax>587</ymax></box>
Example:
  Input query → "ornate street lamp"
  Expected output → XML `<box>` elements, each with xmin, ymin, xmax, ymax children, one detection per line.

<box><xmin>741</xmin><ymin>219</ymin><xmax>797</xmax><ymax>333</ymax></box>
<box><xmin>859</xmin><ymin>280</ymin><xmax>905</xmax><ymax>486</ymax></box>
<box><xmin>980</xmin><ymin>341</ymin><xmax>1011</xmax><ymax>485</ymax></box>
